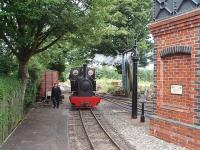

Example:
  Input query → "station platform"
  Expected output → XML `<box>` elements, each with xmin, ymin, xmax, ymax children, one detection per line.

<box><xmin>0</xmin><ymin>99</ymin><xmax>69</xmax><ymax>150</ymax></box>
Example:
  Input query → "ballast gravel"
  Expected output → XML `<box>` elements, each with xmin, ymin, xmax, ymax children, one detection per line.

<box><xmin>98</xmin><ymin>100</ymin><xmax>186</xmax><ymax>150</ymax></box>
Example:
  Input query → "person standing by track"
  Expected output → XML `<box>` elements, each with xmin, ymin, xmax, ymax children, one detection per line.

<box><xmin>51</xmin><ymin>82</ymin><xmax>62</xmax><ymax>108</ymax></box>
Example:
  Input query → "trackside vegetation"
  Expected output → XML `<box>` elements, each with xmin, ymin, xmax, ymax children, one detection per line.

<box><xmin>0</xmin><ymin>77</ymin><xmax>23</xmax><ymax>144</ymax></box>
<box><xmin>96</xmin><ymin>66</ymin><xmax>153</xmax><ymax>94</ymax></box>
<box><xmin>0</xmin><ymin>58</ymin><xmax>45</xmax><ymax>145</ymax></box>
<box><xmin>0</xmin><ymin>77</ymin><xmax>41</xmax><ymax>145</ymax></box>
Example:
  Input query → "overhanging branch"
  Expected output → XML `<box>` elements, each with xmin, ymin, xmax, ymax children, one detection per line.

<box><xmin>35</xmin><ymin>28</ymin><xmax>55</xmax><ymax>49</ymax></box>
<box><xmin>34</xmin><ymin>35</ymin><xmax>63</xmax><ymax>54</ymax></box>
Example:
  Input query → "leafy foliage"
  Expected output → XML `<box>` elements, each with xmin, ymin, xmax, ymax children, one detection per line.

<box><xmin>28</xmin><ymin>58</ymin><xmax>46</xmax><ymax>82</ymax></box>
<box><xmin>90</xmin><ymin>0</ymin><xmax>152</xmax><ymax>66</ymax></box>
<box><xmin>42</xmin><ymin>0</ymin><xmax>153</xmax><ymax>67</ymax></box>
<box><xmin>96</xmin><ymin>66</ymin><xmax>121</xmax><ymax>79</ymax></box>
<box><xmin>0</xmin><ymin>76</ymin><xmax>23</xmax><ymax>144</ymax></box>
<box><xmin>23</xmin><ymin>81</ymin><xmax>38</xmax><ymax>112</ymax></box>
<box><xmin>96</xmin><ymin>78</ymin><xmax>120</xmax><ymax>93</ymax></box>
<box><xmin>138</xmin><ymin>69</ymin><xmax>153</xmax><ymax>82</ymax></box>
<box><xmin>0</xmin><ymin>0</ymin><xmax>68</xmax><ymax>59</ymax></box>
<box><xmin>0</xmin><ymin>75</ymin><xmax>40</xmax><ymax>144</ymax></box>
<box><xmin>0</xmin><ymin>0</ymin><xmax>110</xmax><ymax>94</ymax></box>
<box><xmin>0</xmin><ymin>76</ymin><xmax>21</xmax><ymax>100</ymax></box>
<box><xmin>0</xmin><ymin>41</ymin><xmax>17</xmax><ymax>75</ymax></box>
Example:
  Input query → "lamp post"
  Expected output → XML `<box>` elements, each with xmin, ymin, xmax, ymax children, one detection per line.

<box><xmin>122</xmin><ymin>53</ymin><xmax>125</xmax><ymax>91</ymax></box>
<box><xmin>122</xmin><ymin>41</ymin><xmax>138</xmax><ymax>119</ymax></box>
<box><xmin>131</xmin><ymin>47</ymin><xmax>138</xmax><ymax>119</ymax></box>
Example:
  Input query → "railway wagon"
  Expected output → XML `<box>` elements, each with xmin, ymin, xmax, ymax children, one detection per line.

<box><xmin>39</xmin><ymin>70</ymin><xmax>59</xmax><ymax>99</ymax></box>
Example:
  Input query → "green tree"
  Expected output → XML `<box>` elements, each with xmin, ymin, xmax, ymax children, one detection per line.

<box><xmin>0</xmin><ymin>40</ymin><xmax>17</xmax><ymax>75</ymax></box>
<box><xmin>0</xmin><ymin>0</ymin><xmax>108</xmax><ymax>97</ymax></box>
<box><xmin>91</xmin><ymin>0</ymin><xmax>152</xmax><ymax>65</ymax></box>
<box><xmin>36</xmin><ymin>43</ymin><xmax>66</xmax><ymax>78</ymax></box>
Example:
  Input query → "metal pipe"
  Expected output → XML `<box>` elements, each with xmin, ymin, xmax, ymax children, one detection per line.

<box><xmin>140</xmin><ymin>102</ymin><xmax>145</xmax><ymax>122</ymax></box>
<box><xmin>83</xmin><ymin>64</ymin><xmax>87</xmax><ymax>78</ymax></box>
<box><xmin>124</xmin><ymin>54</ymin><xmax>128</xmax><ymax>94</ymax></box>
<box><xmin>122</xmin><ymin>54</ymin><xmax>125</xmax><ymax>91</ymax></box>
<box><xmin>131</xmin><ymin>49</ymin><xmax>138</xmax><ymax>119</ymax></box>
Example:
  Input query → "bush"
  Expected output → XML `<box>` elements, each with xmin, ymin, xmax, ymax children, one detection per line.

<box><xmin>96</xmin><ymin>66</ymin><xmax>121</xmax><ymax>79</ymax></box>
<box><xmin>96</xmin><ymin>78</ymin><xmax>120</xmax><ymax>93</ymax></box>
<box><xmin>138</xmin><ymin>81</ymin><xmax>153</xmax><ymax>96</ymax></box>
<box><xmin>96</xmin><ymin>67</ymin><xmax>153</xmax><ymax>94</ymax></box>
<box><xmin>138</xmin><ymin>69</ymin><xmax>153</xmax><ymax>82</ymax></box>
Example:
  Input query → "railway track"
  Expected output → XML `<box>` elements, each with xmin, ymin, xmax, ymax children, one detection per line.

<box><xmin>99</xmin><ymin>94</ymin><xmax>155</xmax><ymax>117</ymax></box>
<box><xmin>102</xmin><ymin>98</ymin><xmax>131</xmax><ymax>112</ymax></box>
<box><xmin>68</xmin><ymin>108</ymin><xmax>133</xmax><ymax>150</ymax></box>
<box><xmin>79</xmin><ymin>109</ymin><xmax>122</xmax><ymax>150</ymax></box>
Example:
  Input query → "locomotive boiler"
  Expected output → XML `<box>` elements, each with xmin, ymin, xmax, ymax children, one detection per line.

<box><xmin>69</xmin><ymin>64</ymin><xmax>101</xmax><ymax>108</ymax></box>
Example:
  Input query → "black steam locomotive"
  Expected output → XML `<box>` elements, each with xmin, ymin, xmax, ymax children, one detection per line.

<box><xmin>69</xmin><ymin>64</ymin><xmax>101</xmax><ymax>108</ymax></box>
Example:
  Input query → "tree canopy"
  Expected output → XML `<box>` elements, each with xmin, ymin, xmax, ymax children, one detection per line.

<box><xmin>0</xmin><ymin>0</ymin><xmax>109</xmax><ymax>94</ymax></box>
<box><xmin>89</xmin><ymin>0</ymin><xmax>152</xmax><ymax>65</ymax></box>
<box><xmin>48</xmin><ymin>0</ymin><xmax>153</xmax><ymax>67</ymax></box>
<box><xmin>0</xmin><ymin>0</ymin><xmax>152</xmax><ymax>95</ymax></box>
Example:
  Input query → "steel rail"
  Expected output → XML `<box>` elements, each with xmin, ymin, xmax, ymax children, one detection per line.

<box><xmin>79</xmin><ymin>110</ymin><xmax>95</xmax><ymax>150</ymax></box>
<box><xmin>79</xmin><ymin>109</ymin><xmax>122</xmax><ymax>150</ymax></box>
<box><xmin>102</xmin><ymin>97</ymin><xmax>153</xmax><ymax>117</ymax></box>
<box><xmin>103</xmin><ymin>97</ymin><xmax>132</xmax><ymax>111</ymax></box>
<box><xmin>90</xmin><ymin>109</ymin><xmax>122</xmax><ymax>150</ymax></box>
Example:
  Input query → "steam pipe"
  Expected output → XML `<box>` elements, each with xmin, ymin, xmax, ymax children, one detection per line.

<box><xmin>83</xmin><ymin>64</ymin><xmax>87</xmax><ymax>78</ymax></box>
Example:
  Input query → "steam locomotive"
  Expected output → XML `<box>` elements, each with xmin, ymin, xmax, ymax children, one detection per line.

<box><xmin>69</xmin><ymin>64</ymin><xmax>101</xmax><ymax>108</ymax></box>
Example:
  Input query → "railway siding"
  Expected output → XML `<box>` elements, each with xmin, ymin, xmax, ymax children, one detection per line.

<box><xmin>99</xmin><ymin>94</ymin><xmax>155</xmax><ymax>117</ymax></box>
<box><xmin>98</xmin><ymin>99</ymin><xmax>186</xmax><ymax>150</ymax></box>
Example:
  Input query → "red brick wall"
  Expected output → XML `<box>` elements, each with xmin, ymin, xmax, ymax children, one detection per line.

<box><xmin>150</xmin><ymin>118</ymin><xmax>200</xmax><ymax>149</ymax></box>
<box><xmin>157</xmin><ymin>54</ymin><xmax>194</xmax><ymax>124</ymax></box>
<box><xmin>155</xmin><ymin>27</ymin><xmax>198</xmax><ymax>124</ymax></box>
<box><xmin>149</xmin><ymin>8</ymin><xmax>200</xmax><ymax>149</ymax></box>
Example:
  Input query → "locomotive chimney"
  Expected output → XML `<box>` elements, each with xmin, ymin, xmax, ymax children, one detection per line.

<box><xmin>83</xmin><ymin>64</ymin><xmax>87</xmax><ymax>78</ymax></box>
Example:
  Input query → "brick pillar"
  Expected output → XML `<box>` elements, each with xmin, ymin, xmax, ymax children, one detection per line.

<box><xmin>149</xmin><ymin>8</ymin><xmax>200</xmax><ymax>149</ymax></box>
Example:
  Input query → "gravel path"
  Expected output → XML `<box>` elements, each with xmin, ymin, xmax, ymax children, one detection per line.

<box><xmin>98</xmin><ymin>100</ymin><xmax>187</xmax><ymax>150</ymax></box>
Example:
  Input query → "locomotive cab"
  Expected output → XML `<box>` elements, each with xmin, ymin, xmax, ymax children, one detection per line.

<box><xmin>69</xmin><ymin>64</ymin><xmax>100</xmax><ymax>108</ymax></box>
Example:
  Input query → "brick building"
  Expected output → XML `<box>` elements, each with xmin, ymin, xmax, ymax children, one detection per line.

<box><xmin>149</xmin><ymin>1</ymin><xmax>200</xmax><ymax>149</ymax></box>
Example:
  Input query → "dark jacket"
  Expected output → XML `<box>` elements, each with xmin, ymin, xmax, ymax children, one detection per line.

<box><xmin>51</xmin><ymin>86</ymin><xmax>61</xmax><ymax>99</ymax></box>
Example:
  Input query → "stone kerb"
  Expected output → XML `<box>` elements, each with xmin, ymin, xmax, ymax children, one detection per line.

<box><xmin>149</xmin><ymin>7</ymin><xmax>200</xmax><ymax>150</ymax></box>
